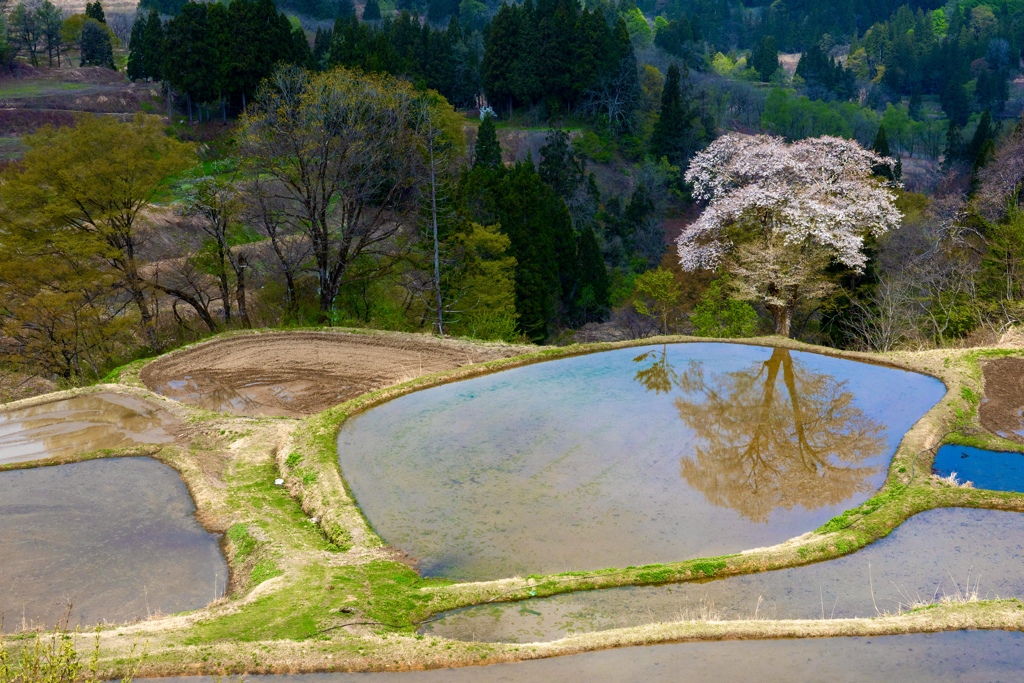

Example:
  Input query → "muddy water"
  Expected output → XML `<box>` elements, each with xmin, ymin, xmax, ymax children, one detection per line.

<box><xmin>338</xmin><ymin>343</ymin><xmax>945</xmax><ymax>580</ymax></box>
<box><xmin>152</xmin><ymin>631</ymin><xmax>1024</xmax><ymax>683</ymax></box>
<box><xmin>0</xmin><ymin>457</ymin><xmax>227</xmax><ymax>631</ymax></box>
<box><xmin>934</xmin><ymin>444</ymin><xmax>1024</xmax><ymax>493</ymax></box>
<box><xmin>0</xmin><ymin>393</ymin><xmax>177</xmax><ymax>466</ymax></box>
<box><xmin>423</xmin><ymin>508</ymin><xmax>1024</xmax><ymax>642</ymax></box>
<box><xmin>146</xmin><ymin>374</ymin><xmax>316</xmax><ymax>417</ymax></box>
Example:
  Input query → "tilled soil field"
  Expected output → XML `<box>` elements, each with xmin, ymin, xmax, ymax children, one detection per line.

<box><xmin>979</xmin><ymin>356</ymin><xmax>1024</xmax><ymax>442</ymax></box>
<box><xmin>140</xmin><ymin>330</ymin><xmax>534</xmax><ymax>417</ymax></box>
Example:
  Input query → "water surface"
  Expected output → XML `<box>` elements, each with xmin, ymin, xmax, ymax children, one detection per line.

<box><xmin>338</xmin><ymin>343</ymin><xmax>945</xmax><ymax>580</ymax></box>
<box><xmin>423</xmin><ymin>507</ymin><xmax>1024</xmax><ymax>642</ymax></box>
<box><xmin>152</xmin><ymin>630</ymin><xmax>1024</xmax><ymax>683</ymax></box>
<box><xmin>0</xmin><ymin>393</ymin><xmax>177</xmax><ymax>466</ymax></box>
<box><xmin>934</xmin><ymin>444</ymin><xmax>1024</xmax><ymax>493</ymax></box>
<box><xmin>0</xmin><ymin>457</ymin><xmax>227</xmax><ymax>631</ymax></box>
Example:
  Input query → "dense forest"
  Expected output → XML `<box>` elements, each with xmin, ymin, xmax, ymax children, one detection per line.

<box><xmin>2</xmin><ymin>0</ymin><xmax>1024</xmax><ymax>390</ymax></box>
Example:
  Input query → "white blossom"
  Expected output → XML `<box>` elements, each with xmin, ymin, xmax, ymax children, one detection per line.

<box><xmin>678</xmin><ymin>134</ymin><xmax>902</xmax><ymax>273</ymax></box>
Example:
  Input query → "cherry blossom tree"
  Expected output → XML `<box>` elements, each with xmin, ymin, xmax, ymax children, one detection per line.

<box><xmin>677</xmin><ymin>134</ymin><xmax>902</xmax><ymax>336</ymax></box>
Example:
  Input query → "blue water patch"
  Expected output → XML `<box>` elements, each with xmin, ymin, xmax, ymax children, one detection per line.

<box><xmin>934</xmin><ymin>444</ymin><xmax>1024</xmax><ymax>493</ymax></box>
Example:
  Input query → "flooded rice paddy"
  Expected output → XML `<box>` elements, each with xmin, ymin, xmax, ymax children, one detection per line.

<box><xmin>0</xmin><ymin>393</ymin><xmax>177</xmax><ymax>466</ymax></box>
<box><xmin>338</xmin><ymin>343</ymin><xmax>945</xmax><ymax>580</ymax></box>
<box><xmin>153</xmin><ymin>630</ymin><xmax>1024</xmax><ymax>682</ymax></box>
<box><xmin>422</xmin><ymin>507</ymin><xmax>1024</xmax><ymax>642</ymax></box>
<box><xmin>0</xmin><ymin>457</ymin><xmax>227</xmax><ymax>631</ymax></box>
<box><xmin>934</xmin><ymin>444</ymin><xmax>1024</xmax><ymax>493</ymax></box>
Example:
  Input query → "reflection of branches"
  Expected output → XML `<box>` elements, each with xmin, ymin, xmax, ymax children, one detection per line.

<box><xmin>634</xmin><ymin>347</ymin><xmax>886</xmax><ymax>522</ymax></box>
<box><xmin>633</xmin><ymin>346</ymin><xmax>678</xmax><ymax>394</ymax></box>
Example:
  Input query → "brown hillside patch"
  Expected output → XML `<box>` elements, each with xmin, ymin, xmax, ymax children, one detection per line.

<box><xmin>140</xmin><ymin>330</ymin><xmax>533</xmax><ymax>417</ymax></box>
<box><xmin>979</xmin><ymin>356</ymin><xmax>1024</xmax><ymax>442</ymax></box>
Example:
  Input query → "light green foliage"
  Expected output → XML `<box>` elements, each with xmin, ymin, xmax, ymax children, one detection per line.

<box><xmin>931</xmin><ymin>8</ymin><xmax>947</xmax><ymax>38</ymax></box>
<box><xmin>761</xmin><ymin>88</ymin><xmax>880</xmax><ymax>144</ymax></box>
<box><xmin>447</xmin><ymin>223</ymin><xmax>521</xmax><ymax>342</ymax></box>
<box><xmin>633</xmin><ymin>267</ymin><xmax>682</xmax><ymax>334</ymax></box>
<box><xmin>623</xmin><ymin>7</ymin><xmax>652</xmax><ymax>48</ymax></box>
<box><xmin>0</xmin><ymin>623</ymin><xmax>140</xmax><ymax>683</ymax></box>
<box><xmin>572</xmin><ymin>130</ymin><xmax>617</xmax><ymax>163</ymax></box>
<box><xmin>690</xmin><ymin>276</ymin><xmax>759</xmax><ymax>338</ymax></box>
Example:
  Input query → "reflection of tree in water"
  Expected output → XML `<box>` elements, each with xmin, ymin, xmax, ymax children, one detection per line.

<box><xmin>633</xmin><ymin>346</ymin><xmax>887</xmax><ymax>522</ymax></box>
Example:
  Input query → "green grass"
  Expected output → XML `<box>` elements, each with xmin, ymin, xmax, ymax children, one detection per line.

<box><xmin>0</xmin><ymin>80</ymin><xmax>90</xmax><ymax>98</ymax></box>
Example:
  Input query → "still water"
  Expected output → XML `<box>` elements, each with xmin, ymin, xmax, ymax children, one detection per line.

<box><xmin>152</xmin><ymin>630</ymin><xmax>1024</xmax><ymax>683</ymax></box>
<box><xmin>0</xmin><ymin>457</ymin><xmax>227</xmax><ymax>631</ymax></box>
<box><xmin>423</xmin><ymin>507</ymin><xmax>1024</xmax><ymax>642</ymax></box>
<box><xmin>934</xmin><ymin>444</ymin><xmax>1024</xmax><ymax>493</ymax></box>
<box><xmin>0</xmin><ymin>393</ymin><xmax>177</xmax><ymax>466</ymax></box>
<box><xmin>338</xmin><ymin>343</ymin><xmax>945</xmax><ymax>580</ymax></box>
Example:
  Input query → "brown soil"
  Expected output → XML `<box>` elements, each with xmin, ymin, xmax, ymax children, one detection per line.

<box><xmin>979</xmin><ymin>356</ymin><xmax>1024</xmax><ymax>442</ymax></box>
<box><xmin>140</xmin><ymin>330</ymin><xmax>533</xmax><ymax>417</ymax></box>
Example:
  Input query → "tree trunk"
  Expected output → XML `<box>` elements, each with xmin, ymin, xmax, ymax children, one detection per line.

<box><xmin>429</xmin><ymin>142</ymin><xmax>443</xmax><ymax>336</ymax></box>
<box><xmin>233</xmin><ymin>254</ymin><xmax>251</xmax><ymax>328</ymax></box>
<box><xmin>187</xmin><ymin>92</ymin><xmax>193</xmax><ymax>124</ymax></box>
<box><xmin>769</xmin><ymin>304</ymin><xmax>792</xmax><ymax>337</ymax></box>
<box><xmin>151</xmin><ymin>282</ymin><xmax>219</xmax><ymax>332</ymax></box>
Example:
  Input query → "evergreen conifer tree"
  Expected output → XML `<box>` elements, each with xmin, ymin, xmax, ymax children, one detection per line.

<box><xmin>871</xmin><ymin>125</ymin><xmax>894</xmax><ymax>180</ymax></box>
<box><xmin>80</xmin><ymin>18</ymin><xmax>114</xmax><ymax>68</ymax></box>
<box><xmin>474</xmin><ymin>114</ymin><xmax>502</xmax><ymax>169</ymax></box>
<box><xmin>650</xmin><ymin>63</ymin><xmax>684</xmax><ymax>162</ymax></box>
<box><xmin>127</xmin><ymin>12</ymin><xmax>147</xmax><ymax>79</ymax></box>
<box><xmin>85</xmin><ymin>1</ymin><xmax>106</xmax><ymax>24</ymax></box>
<box><xmin>362</xmin><ymin>0</ymin><xmax>381</xmax><ymax>22</ymax></box>
<box><xmin>749</xmin><ymin>35</ymin><xmax>778</xmax><ymax>81</ymax></box>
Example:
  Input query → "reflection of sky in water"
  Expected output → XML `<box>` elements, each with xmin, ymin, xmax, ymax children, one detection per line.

<box><xmin>0</xmin><ymin>393</ymin><xmax>176</xmax><ymax>465</ymax></box>
<box><xmin>934</xmin><ymin>445</ymin><xmax>1024</xmax><ymax>493</ymax></box>
<box><xmin>338</xmin><ymin>343</ymin><xmax>946</xmax><ymax>581</ymax></box>
<box><xmin>150</xmin><ymin>631</ymin><xmax>1024</xmax><ymax>683</ymax></box>
<box><xmin>424</xmin><ymin>507</ymin><xmax>1024</xmax><ymax>643</ymax></box>
<box><xmin>0</xmin><ymin>458</ymin><xmax>227</xmax><ymax>631</ymax></box>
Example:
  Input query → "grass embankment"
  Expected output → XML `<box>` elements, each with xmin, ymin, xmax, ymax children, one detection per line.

<box><xmin>4</xmin><ymin>331</ymin><xmax>1024</xmax><ymax>677</ymax></box>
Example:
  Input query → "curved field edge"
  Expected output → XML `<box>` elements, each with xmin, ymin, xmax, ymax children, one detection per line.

<box><xmin>2</xmin><ymin>331</ymin><xmax>1024</xmax><ymax>677</ymax></box>
<box><xmin>284</xmin><ymin>336</ymin><xmax>1024</xmax><ymax>612</ymax></box>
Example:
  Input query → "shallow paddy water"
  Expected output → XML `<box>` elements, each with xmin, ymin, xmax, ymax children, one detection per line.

<box><xmin>0</xmin><ymin>457</ymin><xmax>227</xmax><ymax>631</ymax></box>
<box><xmin>423</xmin><ymin>507</ymin><xmax>1024</xmax><ymax>642</ymax></box>
<box><xmin>0</xmin><ymin>393</ymin><xmax>177</xmax><ymax>466</ymax></box>
<box><xmin>338</xmin><ymin>343</ymin><xmax>945</xmax><ymax>580</ymax></box>
<box><xmin>934</xmin><ymin>444</ymin><xmax>1024</xmax><ymax>493</ymax></box>
<box><xmin>153</xmin><ymin>631</ymin><xmax>1024</xmax><ymax>682</ymax></box>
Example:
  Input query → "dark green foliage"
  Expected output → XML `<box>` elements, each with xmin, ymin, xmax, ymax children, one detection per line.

<box><xmin>749</xmin><ymin>35</ymin><xmax>779</xmax><ymax>81</ymax></box>
<box><xmin>473</xmin><ymin>114</ymin><xmax>501</xmax><ymax>169</ymax></box>
<box><xmin>459</xmin><ymin>161</ymin><xmax>606</xmax><ymax>339</ymax></box>
<box><xmin>870</xmin><ymin>125</ymin><xmax>894</xmax><ymax>180</ymax></box>
<box><xmin>363</xmin><ymin>0</ymin><xmax>381</xmax><ymax>21</ymax></box>
<box><xmin>794</xmin><ymin>42</ymin><xmax>854</xmax><ymax>100</ymax></box>
<box><xmin>538</xmin><ymin>129</ymin><xmax>583</xmax><ymax>199</ymax></box>
<box><xmin>127</xmin><ymin>9</ymin><xmax>164</xmax><ymax>81</ymax></box>
<box><xmin>427</xmin><ymin>0</ymin><xmax>458</xmax><ymax>23</ymax></box>
<box><xmin>966</xmin><ymin>111</ymin><xmax>996</xmax><ymax>167</ymax></box>
<box><xmin>327</xmin><ymin>12</ymin><xmax>476</xmax><ymax>107</ymax></box>
<box><xmin>654</xmin><ymin>16</ymin><xmax>700</xmax><ymax>65</ymax></box>
<box><xmin>80</xmin><ymin>18</ymin><xmax>114</xmax><ymax>69</ymax></box>
<box><xmin>85</xmin><ymin>0</ymin><xmax>106</xmax><ymax>24</ymax></box>
<box><xmin>482</xmin><ymin>0</ymin><xmax>635</xmax><ymax>118</ymax></box>
<box><xmin>649</xmin><ymin>63</ymin><xmax>708</xmax><ymax>166</ymax></box>
<box><xmin>138</xmin><ymin>0</ymin><xmax>187</xmax><ymax>14</ymax></box>
<box><xmin>158</xmin><ymin>0</ymin><xmax>302</xmax><ymax>116</ymax></box>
